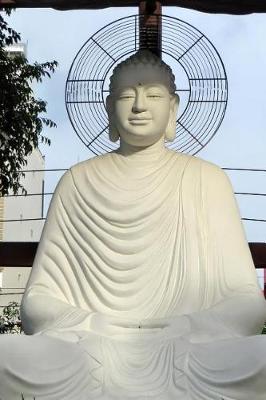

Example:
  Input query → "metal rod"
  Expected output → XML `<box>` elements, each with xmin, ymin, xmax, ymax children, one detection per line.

<box><xmin>223</xmin><ymin>168</ymin><xmax>266</xmax><ymax>172</ymax></box>
<box><xmin>3</xmin><ymin>192</ymin><xmax>53</xmax><ymax>198</ymax></box>
<box><xmin>41</xmin><ymin>179</ymin><xmax>45</xmax><ymax>219</ymax></box>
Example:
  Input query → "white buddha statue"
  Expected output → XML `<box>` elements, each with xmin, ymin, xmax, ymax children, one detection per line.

<box><xmin>0</xmin><ymin>50</ymin><xmax>266</xmax><ymax>400</ymax></box>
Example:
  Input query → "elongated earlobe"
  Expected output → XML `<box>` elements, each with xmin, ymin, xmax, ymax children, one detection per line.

<box><xmin>106</xmin><ymin>95</ymin><xmax>120</xmax><ymax>142</ymax></box>
<box><xmin>165</xmin><ymin>94</ymin><xmax>179</xmax><ymax>142</ymax></box>
<box><xmin>109</xmin><ymin>120</ymin><xmax>120</xmax><ymax>142</ymax></box>
<box><xmin>165</xmin><ymin>119</ymin><xmax>176</xmax><ymax>142</ymax></box>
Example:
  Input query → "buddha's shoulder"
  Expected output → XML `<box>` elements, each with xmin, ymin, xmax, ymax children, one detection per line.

<box><xmin>55</xmin><ymin>154</ymin><xmax>112</xmax><ymax>188</ymax></box>
<box><xmin>170</xmin><ymin>151</ymin><xmax>222</xmax><ymax>170</ymax></box>
<box><xmin>69</xmin><ymin>153</ymin><xmax>113</xmax><ymax>175</ymax></box>
<box><xmin>172</xmin><ymin>151</ymin><xmax>228</xmax><ymax>181</ymax></box>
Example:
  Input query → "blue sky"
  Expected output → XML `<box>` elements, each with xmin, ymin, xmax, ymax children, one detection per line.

<box><xmin>6</xmin><ymin>6</ymin><xmax>266</xmax><ymax>242</ymax></box>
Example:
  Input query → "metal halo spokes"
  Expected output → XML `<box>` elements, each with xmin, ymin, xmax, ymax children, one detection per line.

<box><xmin>65</xmin><ymin>14</ymin><xmax>228</xmax><ymax>155</ymax></box>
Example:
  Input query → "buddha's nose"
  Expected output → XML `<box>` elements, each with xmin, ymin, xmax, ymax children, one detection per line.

<box><xmin>132</xmin><ymin>92</ymin><xmax>147</xmax><ymax>113</ymax></box>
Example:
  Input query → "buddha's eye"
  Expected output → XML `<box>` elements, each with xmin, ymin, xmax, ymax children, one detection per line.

<box><xmin>118</xmin><ymin>92</ymin><xmax>135</xmax><ymax>100</ymax></box>
<box><xmin>146</xmin><ymin>93</ymin><xmax>163</xmax><ymax>99</ymax></box>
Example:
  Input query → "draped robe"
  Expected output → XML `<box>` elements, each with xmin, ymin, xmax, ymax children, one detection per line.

<box><xmin>0</xmin><ymin>149</ymin><xmax>265</xmax><ymax>400</ymax></box>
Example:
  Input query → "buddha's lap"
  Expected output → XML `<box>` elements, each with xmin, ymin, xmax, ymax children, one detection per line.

<box><xmin>0</xmin><ymin>332</ymin><xmax>266</xmax><ymax>400</ymax></box>
<box><xmin>0</xmin><ymin>332</ymin><xmax>265</xmax><ymax>375</ymax></box>
<box><xmin>189</xmin><ymin>334</ymin><xmax>266</xmax><ymax>376</ymax></box>
<box><xmin>0</xmin><ymin>334</ymin><xmax>99</xmax><ymax>400</ymax></box>
<box><xmin>186</xmin><ymin>335</ymin><xmax>266</xmax><ymax>400</ymax></box>
<box><xmin>0</xmin><ymin>334</ymin><xmax>91</xmax><ymax>382</ymax></box>
<box><xmin>0</xmin><ymin>333</ymin><xmax>266</xmax><ymax>400</ymax></box>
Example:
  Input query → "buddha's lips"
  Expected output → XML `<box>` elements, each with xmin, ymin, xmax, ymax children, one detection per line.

<box><xmin>128</xmin><ymin>118</ymin><xmax>152</xmax><ymax>124</ymax></box>
<box><xmin>128</xmin><ymin>117</ymin><xmax>151</xmax><ymax>120</ymax></box>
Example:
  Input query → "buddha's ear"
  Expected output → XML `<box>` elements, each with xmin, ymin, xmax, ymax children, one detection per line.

<box><xmin>106</xmin><ymin>95</ymin><xmax>112</xmax><ymax>115</ymax></box>
<box><xmin>165</xmin><ymin>94</ymin><xmax>179</xmax><ymax>142</ymax></box>
<box><xmin>106</xmin><ymin>95</ymin><xmax>120</xmax><ymax>143</ymax></box>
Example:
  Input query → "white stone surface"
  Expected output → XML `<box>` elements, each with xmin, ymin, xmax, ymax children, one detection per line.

<box><xmin>0</xmin><ymin>51</ymin><xmax>266</xmax><ymax>400</ymax></box>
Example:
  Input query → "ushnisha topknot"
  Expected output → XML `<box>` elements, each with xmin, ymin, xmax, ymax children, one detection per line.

<box><xmin>109</xmin><ymin>49</ymin><xmax>176</xmax><ymax>95</ymax></box>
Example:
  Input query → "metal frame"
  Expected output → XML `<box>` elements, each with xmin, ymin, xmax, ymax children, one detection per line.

<box><xmin>65</xmin><ymin>13</ymin><xmax>228</xmax><ymax>156</ymax></box>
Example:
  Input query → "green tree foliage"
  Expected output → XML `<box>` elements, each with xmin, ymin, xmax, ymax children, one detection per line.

<box><xmin>0</xmin><ymin>10</ymin><xmax>58</xmax><ymax>196</ymax></box>
<box><xmin>0</xmin><ymin>301</ymin><xmax>22</xmax><ymax>334</ymax></box>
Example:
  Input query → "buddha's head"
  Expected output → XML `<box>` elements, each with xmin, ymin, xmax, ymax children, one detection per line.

<box><xmin>106</xmin><ymin>50</ymin><xmax>179</xmax><ymax>147</ymax></box>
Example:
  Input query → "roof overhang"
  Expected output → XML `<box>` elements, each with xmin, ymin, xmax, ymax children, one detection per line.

<box><xmin>1</xmin><ymin>0</ymin><xmax>266</xmax><ymax>14</ymax></box>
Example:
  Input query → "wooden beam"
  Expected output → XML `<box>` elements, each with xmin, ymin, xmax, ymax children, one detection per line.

<box><xmin>1</xmin><ymin>0</ymin><xmax>266</xmax><ymax>14</ymax></box>
<box><xmin>249</xmin><ymin>243</ymin><xmax>266</xmax><ymax>268</ymax></box>
<box><xmin>1</xmin><ymin>241</ymin><xmax>266</xmax><ymax>268</ymax></box>
<box><xmin>0</xmin><ymin>242</ymin><xmax>38</xmax><ymax>267</ymax></box>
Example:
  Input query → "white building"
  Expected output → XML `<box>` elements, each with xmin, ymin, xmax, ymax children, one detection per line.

<box><xmin>4</xmin><ymin>42</ymin><xmax>27</xmax><ymax>59</ymax></box>
<box><xmin>0</xmin><ymin>149</ymin><xmax>45</xmax><ymax>310</ymax></box>
<box><xmin>0</xmin><ymin>42</ymin><xmax>46</xmax><ymax>311</ymax></box>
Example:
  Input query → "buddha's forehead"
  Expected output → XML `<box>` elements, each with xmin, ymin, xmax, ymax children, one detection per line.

<box><xmin>111</xmin><ymin>65</ymin><xmax>171</xmax><ymax>93</ymax></box>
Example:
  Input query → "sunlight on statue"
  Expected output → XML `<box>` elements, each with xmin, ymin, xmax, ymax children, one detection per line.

<box><xmin>0</xmin><ymin>50</ymin><xmax>266</xmax><ymax>400</ymax></box>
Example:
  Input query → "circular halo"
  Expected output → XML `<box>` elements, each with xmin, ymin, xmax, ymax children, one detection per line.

<box><xmin>65</xmin><ymin>14</ymin><xmax>228</xmax><ymax>155</ymax></box>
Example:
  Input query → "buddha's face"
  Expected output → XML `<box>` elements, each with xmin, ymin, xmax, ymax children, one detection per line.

<box><xmin>107</xmin><ymin>65</ymin><xmax>178</xmax><ymax>147</ymax></box>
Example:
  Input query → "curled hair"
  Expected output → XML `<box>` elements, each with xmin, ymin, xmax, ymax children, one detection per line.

<box><xmin>109</xmin><ymin>50</ymin><xmax>176</xmax><ymax>95</ymax></box>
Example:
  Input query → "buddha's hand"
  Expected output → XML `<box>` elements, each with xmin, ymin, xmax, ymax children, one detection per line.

<box><xmin>140</xmin><ymin>315</ymin><xmax>191</xmax><ymax>340</ymax></box>
<box><xmin>89</xmin><ymin>313</ymin><xmax>163</xmax><ymax>337</ymax></box>
<box><xmin>38</xmin><ymin>329</ymin><xmax>83</xmax><ymax>343</ymax></box>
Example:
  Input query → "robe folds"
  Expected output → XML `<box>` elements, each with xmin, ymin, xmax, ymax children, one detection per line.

<box><xmin>0</xmin><ymin>149</ymin><xmax>266</xmax><ymax>400</ymax></box>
